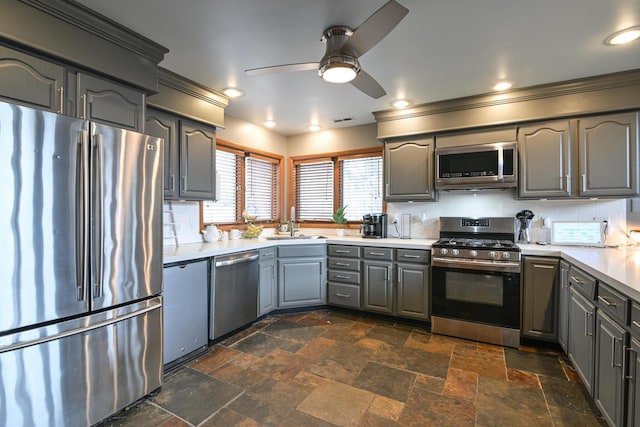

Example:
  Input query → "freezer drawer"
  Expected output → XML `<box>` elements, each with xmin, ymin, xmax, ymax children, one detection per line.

<box><xmin>163</xmin><ymin>260</ymin><xmax>209</xmax><ymax>365</ymax></box>
<box><xmin>0</xmin><ymin>297</ymin><xmax>162</xmax><ymax>427</ymax></box>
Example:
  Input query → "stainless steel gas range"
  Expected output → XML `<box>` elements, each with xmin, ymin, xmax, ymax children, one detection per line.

<box><xmin>430</xmin><ymin>217</ymin><xmax>521</xmax><ymax>348</ymax></box>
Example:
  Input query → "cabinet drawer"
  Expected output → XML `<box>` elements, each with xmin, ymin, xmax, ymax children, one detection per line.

<box><xmin>328</xmin><ymin>245</ymin><xmax>360</xmax><ymax>258</ymax></box>
<box><xmin>363</xmin><ymin>247</ymin><xmax>393</xmax><ymax>261</ymax></box>
<box><xmin>328</xmin><ymin>270</ymin><xmax>360</xmax><ymax>285</ymax></box>
<box><xmin>259</xmin><ymin>248</ymin><xmax>276</xmax><ymax>261</ymax></box>
<box><xmin>597</xmin><ymin>283</ymin><xmax>629</xmax><ymax>325</ymax></box>
<box><xmin>328</xmin><ymin>283</ymin><xmax>361</xmax><ymax>308</ymax></box>
<box><xmin>630</xmin><ymin>303</ymin><xmax>640</xmax><ymax>335</ymax></box>
<box><xmin>328</xmin><ymin>257</ymin><xmax>360</xmax><ymax>271</ymax></box>
<box><xmin>569</xmin><ymin>266</ymin><xmax>597</xmax><ymax>300</ymax></box>
<box><xmin>278</xmin><ymin>245</ymin><xmax>325</xmax><ymax>258</ymax></box>
<box><xmin>396</xmin><ymin>249</ymin><xmax>430</xmax><ymax>264</ymax></box>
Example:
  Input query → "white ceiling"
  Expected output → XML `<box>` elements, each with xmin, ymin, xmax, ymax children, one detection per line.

<box><xmin>77</xmin><ymin>0</ymin><xmax>640</xmax><ymax>136</ymax></box>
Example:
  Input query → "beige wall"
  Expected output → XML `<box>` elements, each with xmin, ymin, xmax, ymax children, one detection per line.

<box><xmin>287</xmin><ymin>123</ymin><xmax>380</xmax><ymax>156</ymax></box>
<box><xmin>217</xmin><ymin>115</ymin><xmax>288</xmax><ymax>156</ymax></box>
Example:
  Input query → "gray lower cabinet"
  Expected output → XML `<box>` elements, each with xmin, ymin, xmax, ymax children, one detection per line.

<box><xmin>327</xmin><ymin>245</ymin><xmax>362</xmax><ymax>309</ymax></box>
<box><xmin>628</xmin><ymin>335</ymin><xmax>640</xmax><ymax>427</ymax></box>
<box><xmin>558</xmin><ymin>260</ymin><xmax>571</xmax><ymax>352</ymax></box>
<box><xmin>363</xmin><ymin>260</ymin><xmax>394</xmax><ymax>314</ymax></box>
<box><xmin>567</xmin><ymin>286</ymin><xmax>596</xmax><ymax>395</ymax></box>
<box><xmin>594</xmin><ymin>310</ymin><xmax>627</xmax><ymax>427</ymax></box>
<box><xmin>518</xmin><ymin>120</ymin><xmax>573</xmax><ymax>198</ymax></box>
<box><xmin>578</xmin><ymin>111</ymin><xmax>639</xmax><ymax>197</ymax></box>
<box><xmin>163</xmin><ymin>260</ymin><xmax>209</xmax><ymax>366</ymax></box>
<box><xmin>396</xmin><ymin>262</ymin><xmax>429</xmax><ymax>320</ymax></box>
<box><xmin>384</xmin><ymin>137</ymin><xmax>436</xmax><ymax>202</ymax></box>
<box><xmin>521</xmin><ymin>257</ymin><xmax>559</xmax><ymax>341</ymax></box>
<box><xmin>0</xmin><ymin>44</ymin><xmax>65</xmax><ymax>113</ymax></box>
<box><xmin>77</xmin><ymin>72</ymin><xmax>144</xmax><ymax>131</ymax></box>
<box><xmin>259</xmin><ymin>248</ymin><xmax>277</xmax><ymax>316</ymax></box>
<box><xmin>278</xmin><ymin>245</ymin><xmax>326</xmax><ymax>308</ymax></box>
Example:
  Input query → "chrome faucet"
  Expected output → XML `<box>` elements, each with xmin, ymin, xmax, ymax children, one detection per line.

<box><xmin>290</xmin><ymin>206</ymin><xmax>296</xmax><ymax>236</ymax></box>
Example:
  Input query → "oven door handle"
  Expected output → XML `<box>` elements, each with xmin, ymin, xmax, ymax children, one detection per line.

<box><xmin>432</xmin><ymin>257</ymin><xmax>521</xmax><ymax>273</ymax></box>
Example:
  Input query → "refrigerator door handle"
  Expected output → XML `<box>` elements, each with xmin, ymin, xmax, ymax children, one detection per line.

<box><xmin>92</xmin><ymin>133</ymin><xmax>105</xmax><ymax>299</ymax></box>
<box><xmin>76</xmin><ymin>130</ymin><xmax>89</xmax><ymax>301</ymax></box>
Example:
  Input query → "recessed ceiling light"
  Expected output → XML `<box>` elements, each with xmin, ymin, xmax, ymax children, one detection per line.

<box><xmin>263</xmin><ymin>120</ymin><xmax>277</xmax><ymax>128</ymax></box>
<box><xmin>392</xmin><ymin>99</ymin><xmax>410</xmax><ymax>108</ymax></box>
<box><xmin>223</xmin><ymin>87</ymin><xmax>244</xmax><ymax>98</ymax></box>
<box><xmin>307</xmin><ymin>124</ymin><xmax>322</xmax><ymax>132</ymax></box>
<box><xmin>493</xmin><ymin>81</ymin><xmax>513</xmax><ymax>91</ymax></box>
<box><xmin>605</xmin><ymin>26</ymin><xmax>640</xmax><ymax>45</ymax></box>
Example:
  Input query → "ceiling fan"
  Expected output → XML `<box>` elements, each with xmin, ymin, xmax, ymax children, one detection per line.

<box><xmin>245</xmin><ymin>0</ymin><xmax>409</xmax><ymax>99</ymax></box>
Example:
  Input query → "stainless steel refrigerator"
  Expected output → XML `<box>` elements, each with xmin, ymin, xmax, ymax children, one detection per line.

<box><xmin>0</xmin><ymin>101</ymin><xmax>163</xmax><ymax>426</ymax></box>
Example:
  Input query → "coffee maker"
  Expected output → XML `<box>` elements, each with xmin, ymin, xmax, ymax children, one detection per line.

<box><xmin>361</xmin><ymin>213</ymin><xmax>387</xmax><ymax>238</ymax></box>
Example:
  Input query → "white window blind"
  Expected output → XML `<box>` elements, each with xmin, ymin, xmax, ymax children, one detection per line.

<box><xmin>340</xmin><ymin>155</ymin><xmax>383</xmax><ymax>220</ymax></box>
<box><xmin>245</xmin><ymin>156</ymin><xmax>279</xmax><ymax>221</ymax></box>
<box><xmin>202</xmin><ymin>149</ymin><xmax>240</xmax><ymax>224</ymax></box>
<box><xmin>294</xmin><ymin>160</ymin><xmax>334</xmax><ymax>221</ymax></box>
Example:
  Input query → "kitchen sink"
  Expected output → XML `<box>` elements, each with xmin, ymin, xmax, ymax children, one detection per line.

<box><xmin>265</xmin><ymin>235</ymin><xmax>326</xmax><ymax>240</ymax></box>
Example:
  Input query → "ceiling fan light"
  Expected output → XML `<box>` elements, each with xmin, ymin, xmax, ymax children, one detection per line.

<box><xmin>322</xmin><ymin>65</ymin><xmax>358</xmax><ymax>83</ymax></box>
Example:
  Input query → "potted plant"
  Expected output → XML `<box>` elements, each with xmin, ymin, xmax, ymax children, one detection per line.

<box><xmin>332</xmin><ymin>205</ymin><xmax>348</xmax><ymax>237</ymax></box>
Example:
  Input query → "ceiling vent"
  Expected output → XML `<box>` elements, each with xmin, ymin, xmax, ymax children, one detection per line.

<box><xmin>333</xmin><ymin>117</ymin><xmax>355</xmax><ymax>123</ymax></box>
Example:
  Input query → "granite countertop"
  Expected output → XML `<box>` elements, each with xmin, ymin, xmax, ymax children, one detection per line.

<box><xmin>164</xmin><ymin>235</ymin><xmax>640</xmax><ymax>303</ymax></box>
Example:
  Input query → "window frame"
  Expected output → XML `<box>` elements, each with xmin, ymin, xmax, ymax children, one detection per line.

<box><xmin>200</xmin><ymin>138</ymin><xmax>283</xmax><ymax>230</ymax></box>
<box><xmin>288</xmin><ymin>147</ymin><xmax>384</xmax><ymax>228</ymax></box>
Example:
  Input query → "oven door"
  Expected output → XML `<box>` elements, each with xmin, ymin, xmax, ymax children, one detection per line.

<box><xmin>431</xmin><ymin>258</ymin><xmax>521</xmax><ymax>329</ymax></box>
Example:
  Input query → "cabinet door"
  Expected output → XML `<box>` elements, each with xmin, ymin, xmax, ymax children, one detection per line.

<box><xmin>518</xmin><ymin>121</ymin><xmax>573</xmax><ymax>198</ymax></box>
<box><xmin>568</xmin><ymin>287</ymin><xmax>595</xmax><ymax>394</ymax></box>
<box><xmin>363</xmin><ymin>261</ymin><xmax>394</xmax><ymax>314</ymax></box>
<box><xmin>558</xmin><ymin>260</ymin><xmax>571</xmax><ymax>351</ymax></box>
<box><xmin>627</xmin><ymin>337</ymin><xmax>640</xmax><ymax>427</ymax></box>
<box><xmin>385</xmin><ymin>137</ymin><xmax>436</xmax><ymax>201</ymax></box>
<box><xmin>0</xmin><ymin>45</ymin><xmax>65</xmax><ymax>113</ymax></box>
<box><xmin>278</xmin><ymin>257</ymin><xmax>325</xmax><ymax>307</ymax></box>
<box><xmin>77</xmin><ymin>72</ymin><xmax>144</xmax><ymax>131</ymax></box>
<box><xmin>146</xmin><ymin>108</ymin><xmax>179</xmax><ymax>199</ymax></box>
<box><xmin>594</xmin><ymin>311</ymin><xmax>627</xmax><ymax>427</ymax></box>
<box><xmin>396</xmin><ymin>263</ymin><xmax>429</xmax><ymax>320</ymax></box>
<box><xmin>259</xmin><ymin>251</ymin><xmax>277</xmax><ymax>316</ymax></box>
<box><xmin>163</xmin><ymin>261</ymin><xmax>208</xmax><ymax>365</ymax></box>
<box><xmin>522</xmin><ymin>257</ymin><xmax>559</xmax><ymax>340</ymax></box>
<box><xmin>179</xmin><ymin>119</ymin><xmax>216</xmax><ymax>200</ymax></box>
<box><xmin>578</xmin><ymin>112</ymin><xmax>639</xmax><ymax>197</ymax></box>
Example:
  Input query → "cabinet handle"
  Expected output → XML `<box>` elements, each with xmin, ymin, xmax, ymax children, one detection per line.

<box><xmin>81</xmin><ymin>94</ymin><xmax>86</xmax><ymax>119</ymax></box>
<box><xmin>57</xmin><ymin>87</ymin><xmax>64</xmax><ymax>114</ymax></box>
<box><xmin>335</xmin><ymin>250</ymin><xmax>350</xmax><ymax>253</ymax></box>
<box><xmin>584</xmin><ymin>311</ymin><xmax>593</xmax><ymax>336</ymax></box>
<box><xmin>335</xmin><ymin>293</ymin><xmax>351</xmax><ymax>298</ymax></box>
<box><xmin>570</xmin><ymin>276</ymin><xmax>584</xmax><ymax>285</ymax></box>
<box><xmin>335</xmin><ymin>262</ymin><xmax>350</xmax><ymax>267</ymax></box>
<box><xmin>612</xmin><ymin>336</ymin><xmax>623</xmax><ymax>368</ymax></box>
<box><xmin>263</xmin><ymin>252</ymin><xmax>274</xmax><ymax>256</ymax></box>
<box><xmin>182</xmin><ymin>176</ymin><xmax>187</xmax><ymax>191</ymax></box>
<box><xmin>566</xmin><ymin>174</ymin><xmax>571</xmax><ymax>191</ymax></box>
<box><xmin>368</xmin><ymin>252</ymin><xmax>386</xmax><ymax>256</ymax></box>
<box><xmin>598</xmin><ymin>296</ymin><xmax>617</xmax><ymax>307</ymax></box>
<box><xmin>402</xmin><ymin>254</ymin><xmax>421</xmax><ymax>259</ymax></box>
<box><xmin>170</xmin><ymin>174</ymin><xmax>176</xmax><ymax>193</ymax></box>
<box><xmin>335</xmin><ymin>274</ymin><xmax>351</xmax><ymax>279</ymax></box>
<box><xmin>633</xmin><ymin>321</ymin><xmax>640</xmax><ymax>329</ymax></box>
<box><xmin>386</xmin><ymin>183</ymin><xmax>389</xmax><ymax>197</ymax></box>
<box><xmin>581</xmin><ymin>174</ymin><xmax>587</xmax><ymax>193</ymax></box>
<box><xmin>625</xmin><ymin>347</ymin><xmax>635</xmax><ymax>380</ymax></box>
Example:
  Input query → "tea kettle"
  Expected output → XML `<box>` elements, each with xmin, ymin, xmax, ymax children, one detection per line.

<box><xmin>203</xmin><ymin>225</ymin><xmax>222</xmax><ymax>242</ymax></box>
<box><xmin>515</xmin><ymin>210</ymin><xmax>535</xmax><ymax>243</ymax></box>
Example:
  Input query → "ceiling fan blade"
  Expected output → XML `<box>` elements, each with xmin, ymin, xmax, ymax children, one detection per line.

<box><xmin>343</xmin><ymin>0</ymin><xmax>409</xmax><ymax>57</ymax></box>
<box><xmin>245</xmin><ymin>62</ymin><xmax>319</xmax><ymax>75</ymax></box>
<box><xmin>350</xmin><ymin>70</ymin><xmax>386</xmax><ymax>99</ymax></box>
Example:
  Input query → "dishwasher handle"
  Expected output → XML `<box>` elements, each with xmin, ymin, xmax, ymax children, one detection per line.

<box><xmin>215</xmin><ymin>252</ymin><xmax>259</xmax><ymax>267</ymax></box>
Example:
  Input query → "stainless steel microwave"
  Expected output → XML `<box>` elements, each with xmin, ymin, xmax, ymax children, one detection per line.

<box><xmin>435</xmin><ymin>141</ymin><xmax>517</xmax><ymax>190</ymax></box>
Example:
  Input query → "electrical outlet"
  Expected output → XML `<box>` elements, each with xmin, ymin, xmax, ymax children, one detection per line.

<box><xmin>593</xmin><ymin>216</ymin><xmax>610</xmax><ymax>224</ymax></box>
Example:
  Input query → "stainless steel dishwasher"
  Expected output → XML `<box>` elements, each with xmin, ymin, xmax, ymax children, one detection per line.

<box><xmin>211</xmin><ymin>250</ymin><xmax>260</xmax><ymax>339</ymax></box>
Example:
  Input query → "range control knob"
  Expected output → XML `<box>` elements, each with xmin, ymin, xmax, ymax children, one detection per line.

<box><xmin>502</xmin><ymin>252</ymin><xmax>511</xmax><ymax>260</ymax></box>
<box><xmin>469</xmin><ymin>250</ymin><xmax>478</xmax><ymax>257</ymax></box>
<box><xmin>439</xmin><ymin>248</ymin><xmax>449</xmax><ymax>256</ymax></box>
<box><xmin>451</xmin><ymin>249</ymin><xmax>460</xmax><ymax>256</ymax></box>
<box><xmin>488</xmin><ymin>251</ymin><xmax>498</xmax><ymax>259</ymax></box>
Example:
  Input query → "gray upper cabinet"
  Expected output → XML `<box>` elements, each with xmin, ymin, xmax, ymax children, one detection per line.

<box><xmin>146</xmin><ymin>108</ymin><xmax>179</xmax><ymax>199</ymax></box>
<box><xmin>77</xmin><ymin>72</ymin><xmax>144</xmax><ymax>131</ymax></box>
<box><xmin>522</xmin><ymin>257</ymin><xmax>559</xmax><ymax>341</ymax></box>
<box><xmin>0</xmin><ymin>44</ymin><xmax>64</xmax><ymax>113</ymax></box>
<box><xmin>518</xmin><ymin>121</ymin><xmax>573</xmax><ymax>198</ymax></box>
<box><xmin>179</xmin><ymin>119</ymin><xmax>216</xmax><ymax>200</ymax></box>
<box><xmin>384</xmin><ymin>137</ymin><xmax>436</xmax><ymax>202</ymax></box>
<box><xmin>578</xmin><ymin>111</ymin><xmax>639</xmax><ymax>197</ymax></box>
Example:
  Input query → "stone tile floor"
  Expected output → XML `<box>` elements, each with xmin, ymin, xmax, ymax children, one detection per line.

<box><xmin>101</xmin><ymin>310</ymin><xmax>606</xmax><ymax>426</ymax></box>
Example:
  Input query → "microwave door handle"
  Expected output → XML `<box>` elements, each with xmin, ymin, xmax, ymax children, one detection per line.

<box><xmin>497</xmin><ymin>146</ymin><xmax>504</xmax><ymax>181</ymax></box>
